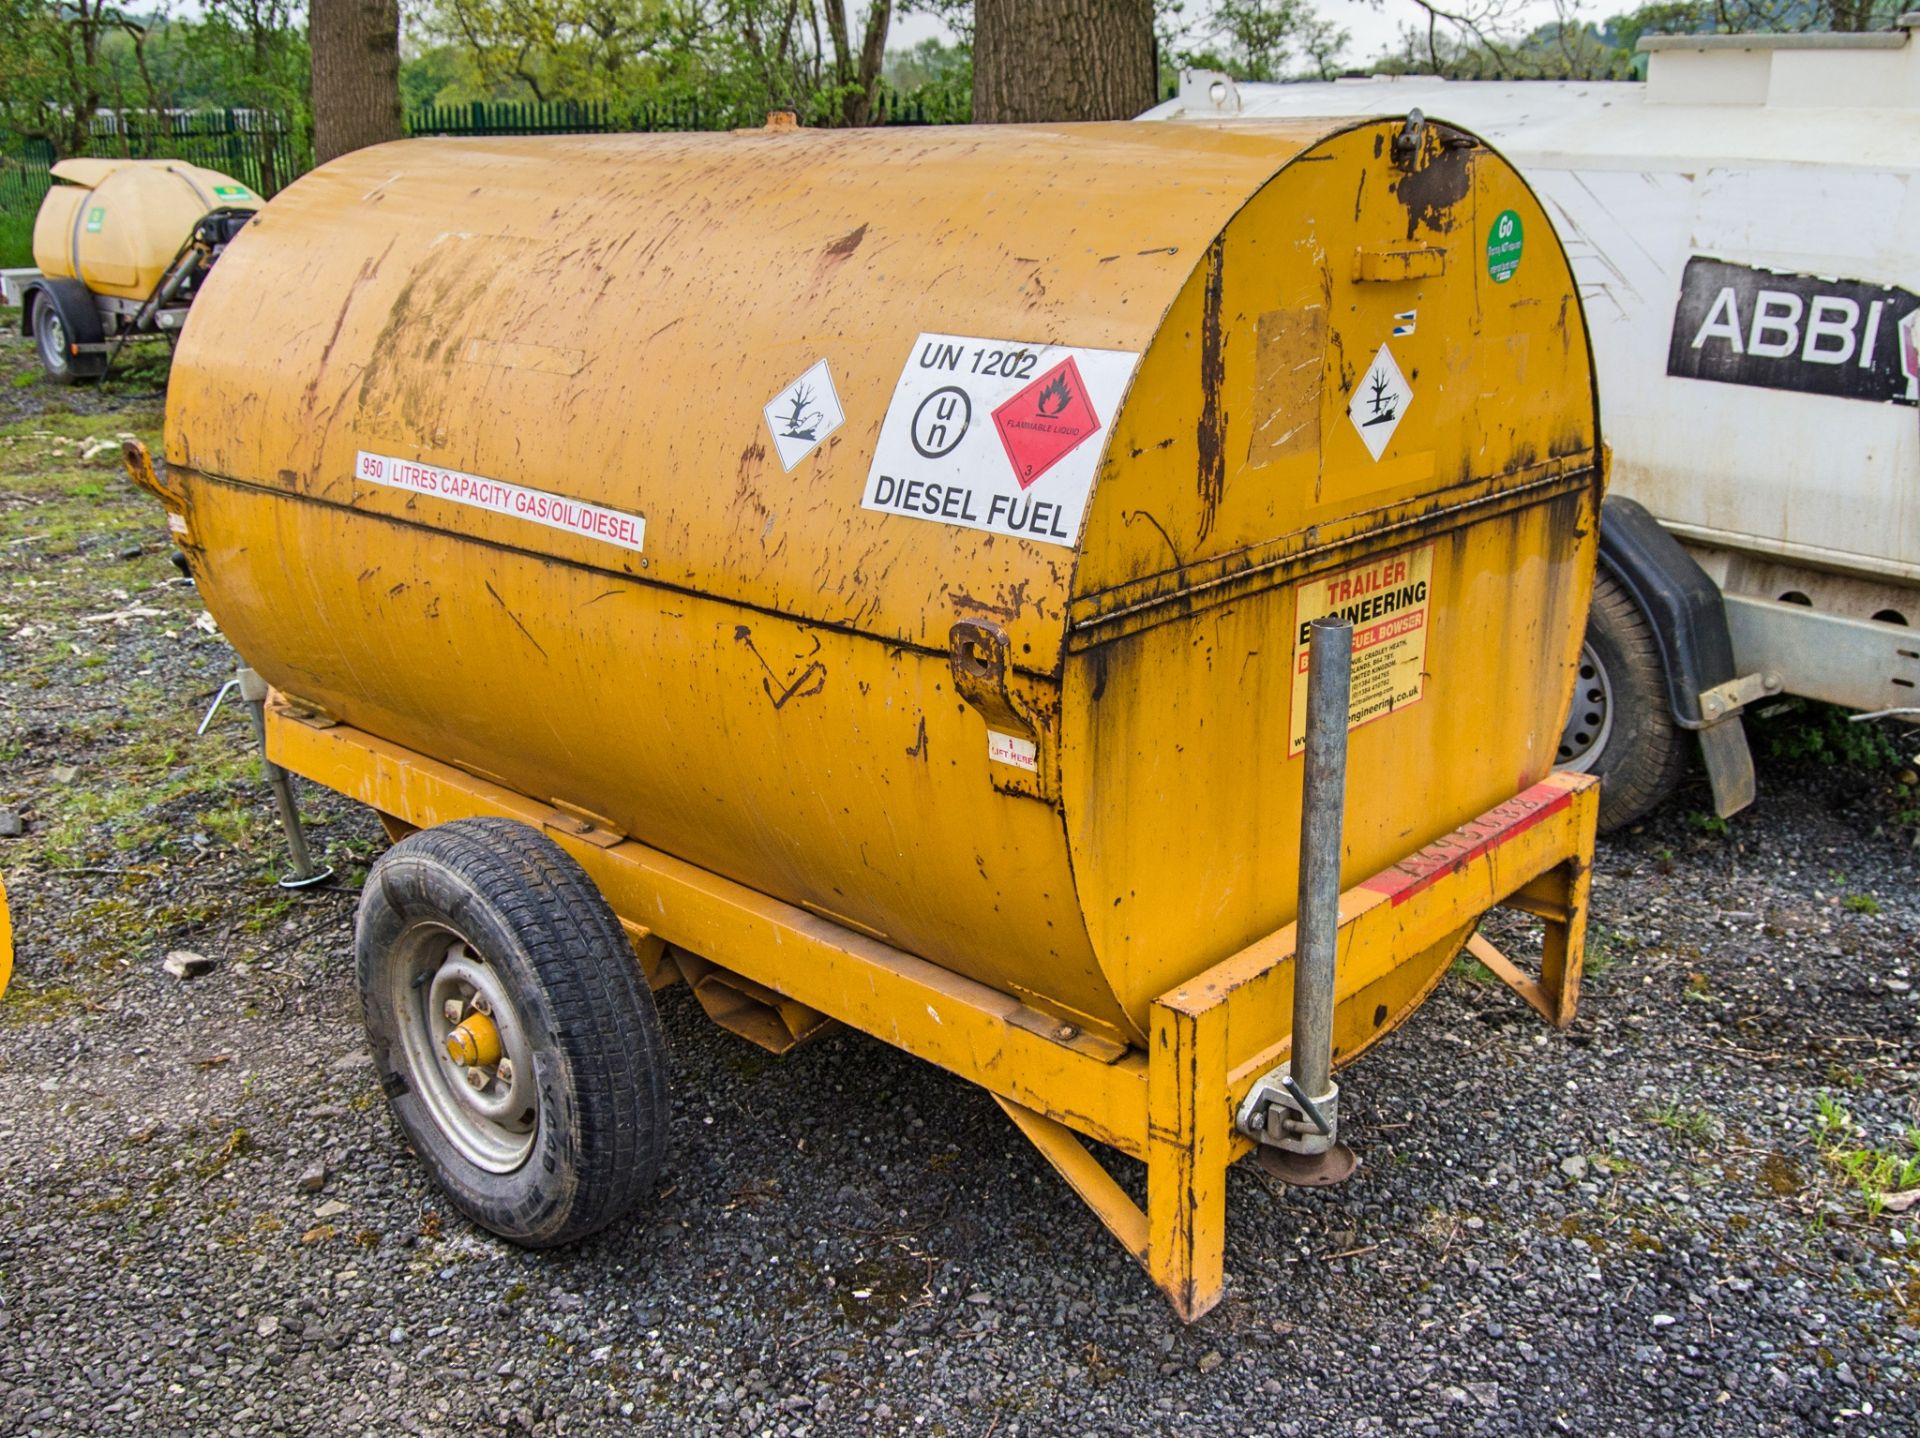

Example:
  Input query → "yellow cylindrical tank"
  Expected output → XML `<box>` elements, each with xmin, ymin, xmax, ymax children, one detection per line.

<box><xmin>164</xmin><ymin>121</ymin><xmax>1600</xmax><ymax>1053</ymax></box>
<box><xmin>32</xmin><ymin>157</ymin><xmax>260</xmax><ymax>301</ymax></box>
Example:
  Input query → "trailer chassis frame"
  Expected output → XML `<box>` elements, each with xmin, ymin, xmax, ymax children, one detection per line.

<box><xmin>269</xmin><ymin>701</ymin><xmax>1598</xmax><ymax>1323</ymax></box>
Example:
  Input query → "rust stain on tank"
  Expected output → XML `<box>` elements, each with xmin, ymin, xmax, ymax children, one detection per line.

<box><xmin>1195</xmin><ymin>236</ymin><xmax>1228</xmax><ymax>543</ymax></box>
<box><xmin>1391</xmin><ymin>140</ymin><xmax>1474</xmax><ymax>243</ymax></box>
<box><xmin>817</xmin><ymin>223</ymin><xmax>868</xmax><ymax>273</ymax></box>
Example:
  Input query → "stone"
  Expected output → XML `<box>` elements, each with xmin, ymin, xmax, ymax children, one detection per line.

<box><xmin>313</xmin><ymin>1199</ymin><xmax>349</xmax><ymax>1220</ymax></box>
<box><xmin>0</xmin><ymin>810</ymin><xmax>23</xmax><ymax>838</ymax></box>
<box><xmin>163</xmin><ymin>951</ymin><xmax>216</xmax><ymax>980</ymax></box>
<box><xmin>296</xmin><ymin>1161</ymin><xmax>328</xmax><ymax>1195</ymax></box>
<box><xmin>1560</xmin><ymin>1154</ymin><xmax>1590</xmax><ymax>1181</ymax></box>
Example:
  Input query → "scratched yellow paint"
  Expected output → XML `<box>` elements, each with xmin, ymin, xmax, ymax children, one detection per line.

<box><xmin>161</xmin><ymin>118</ymin><xmax>1597</xmax><ymax>1050</ymax></box>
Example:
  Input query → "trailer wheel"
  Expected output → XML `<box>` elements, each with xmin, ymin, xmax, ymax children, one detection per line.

<box><xmin>356</xmin><ymin>817</ymin><xmax>668</xmax><ymax>1246</ymax></box>
<box><xmin>28</xmin><ymin>284</ymin><xmax>106</xmax><ymax>384</ymax></box>
<box><xmin>1557</xmin><ymin>569</ymin><xmax>1688</xmax><ymax>832</ymax></box>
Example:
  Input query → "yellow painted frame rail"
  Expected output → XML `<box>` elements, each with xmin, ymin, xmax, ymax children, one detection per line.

<box><xmin>270</xmin><ymin>703</ymin><xmax>1597</xmax><ymax>1323</ymax></box>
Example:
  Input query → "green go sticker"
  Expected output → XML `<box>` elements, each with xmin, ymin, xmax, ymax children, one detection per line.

<box><xmin>213</xmin><ymin>184</ymin><xmax>251</xmax><ymax>199</ymax></box>
<box><xmin>84</xmin><ymin>206</ymin><xmax>104</xmax><ymax>233</ymax></box>
<box><xmin>1486</xmin><ymin>209</ymin><xmax>1524</xmax><ymax>284</ymax></box>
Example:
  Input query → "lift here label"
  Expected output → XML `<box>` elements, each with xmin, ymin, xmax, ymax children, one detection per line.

<box><xmin>1288</xmin><ymin>543</ymin><xmax>1433</xmax><ymax>757</ymax></box>
<box><xmin>354</xmin><ymin>451</ymin><xmax>646</xmax><ymax>554</ymax></box>
<box><xmin>862</xmin><ymin>333</ymin><xmax>1140</xmax><ymax>548</ymax></box>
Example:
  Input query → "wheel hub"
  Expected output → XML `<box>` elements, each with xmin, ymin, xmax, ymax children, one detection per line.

<box><xmin>1556</xmin><ymin>640</ymin><xmax>1614</xmax><ymax>772</ymax></box>
<box><xmin>396</xmin><ymin>936</ymin><xmax>537</xmax><ymax>1172</ymax></box>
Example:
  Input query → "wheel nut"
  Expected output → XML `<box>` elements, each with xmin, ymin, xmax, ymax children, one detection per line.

<box><xmin>470</xmin><ymin>993</ymin><xmax>493</xmax><ymax>1017</ymax></box>
<box><xmin>464</xmin><ymin>1066</ymin><xmax>488</xmax><ymax>1091</ymax></box>
<box><xmin>442</xmin><ymin>998</ymin><xmax>465</xmax><ymax>1024</ymax></box>
<box><xmin>444</xmin><ymin>1012</ymin><xmax>502</xmax><ymax>1067</ymax></box>
<box><xmin>496</xmin><ymin>1058</ymin><xmax>514</xmax><ymax>1086</ymax></box>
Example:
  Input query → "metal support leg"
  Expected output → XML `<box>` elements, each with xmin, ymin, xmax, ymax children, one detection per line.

<box><xmin>1237</xmin><ymin>617</ymin><xmax>1359</xmax><ymax>1187</ymax></box>
<box><xmin>1475</xmin><ymin>849</ymin><xmax>1593</xmax><ymax>1029</ymax></box>
<box><xmin>1146</xmin><ymin>997</ymin><xmax>1230</xmax><ymax>1323</ymax></box>
<box><xmin>234</xmin><ymin>669</ymin><xmax>333</xmax><ymax>890</ymax></box>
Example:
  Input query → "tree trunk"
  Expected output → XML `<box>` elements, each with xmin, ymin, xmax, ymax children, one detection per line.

<box><xmin>310</xmin><ymin>0</ymin><xmax>403</xmax><ymax>166</ymax></box>
<box><xmin>972</xmin><ymin>0</ymin><xmax>1156</xmax><ymax>124</ymax></box>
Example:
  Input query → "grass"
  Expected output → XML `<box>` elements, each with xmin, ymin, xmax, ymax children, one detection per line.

<box><xmin>1754</xmin><ymin>699</ymin><xmax>1907</xmax><ymax>770</ymax></box>
<box><xmin>0</xmin><ymin>209</ymin><xmax>33</xmax><ymax>270</ymax></box>
<box><xmin>1645</xmin><ymin>1101</ymin><xmax>1719</xmax><ymax>1145</ymax></box>
<box><xmin>1813</xmin><ymin>1094</ymin><xmax>1920</xmax><ymax>1218</ymax></box>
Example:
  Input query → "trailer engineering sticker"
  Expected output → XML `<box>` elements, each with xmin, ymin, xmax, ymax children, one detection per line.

<box><xmin>1667</xmin><ymin>256</ymin><xmax>1920</xmax><ymax>407</ymax></box>
<box><xmin>862</xmin><ymin>333</ymin><xmax>1141</xmax><ymax>547</ymax></box>
<box><xmin>763</xmin><ymin>359</ymin><xmax>846</xmax><ymax>470</ymax></box>
<box><xmin>1288</xmin><ymin>543</ymin><xmax>1433</xmax><ymax>756</ymax></box>
<box><xmin>353</xmin><ymin>451</ymin><xmax>646</xmax><ymax>554</ymax></box>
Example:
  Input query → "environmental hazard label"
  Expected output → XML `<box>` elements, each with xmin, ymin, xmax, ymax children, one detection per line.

<box><xmin>1347</xmin><ymin>343</ymin><xmax>1412</xmax><ymax>461</ymax></box>
<box><xmin>354</xmin><ymin>450</ymin><xmax>645</xmax><ymax>554</ymax></box>
<box><xmin>862</xmin><ymin>333</ymin><xmax>1140</xmax><ymax>548</ymax></box>
<box><xmin>1287</xmin><ymin>543</ymin><xmax>1433</xmax><ymax>756</ymax></box>
<box><xmin>763</xmin><ymin>358</ymin><xmax>845</xmax><ymax>470</ymax></box>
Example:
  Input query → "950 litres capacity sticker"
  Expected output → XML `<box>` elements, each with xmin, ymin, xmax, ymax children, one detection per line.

<box><xmin>355</xmin><ymin>450</ymin><xmax>645</xmax><ymax>553</ymax></box>
<box><xmin>862</xmin><ymin>334</ymin><xmax>1140</xmax><ymax>548</ymax></box>
<box><xmin>1288</xmin><ymin>543</ymin><xmax>1433</xmax><ymax>756</ymax></box>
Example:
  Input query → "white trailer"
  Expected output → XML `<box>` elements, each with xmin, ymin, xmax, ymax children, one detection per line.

<box><xmin>1146</xmin><ymin>18</ymin><xmax>1920</xmax><ymax>829</ymax></box>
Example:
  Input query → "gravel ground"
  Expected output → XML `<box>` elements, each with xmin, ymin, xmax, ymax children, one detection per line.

<box><xmin>2</xmin><ymin>317</ymin><xmax>1918</xmax><ymax>1438</ymax></box>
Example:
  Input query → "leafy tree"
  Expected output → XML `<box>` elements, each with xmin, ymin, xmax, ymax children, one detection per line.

<box><xmin>1202</xmin><ymin>0</ymin><xmax>1349</xmax><ymax>81</ymax></box>
<box><xmin>0</xmin><ymin>0</ymin><xmax>166</xmax><ymax>154</ymax></box>
<box><xmin>1376</xmin><ymin>0</ymin><xmax>1911</xmax><ymax>79</ymax></box>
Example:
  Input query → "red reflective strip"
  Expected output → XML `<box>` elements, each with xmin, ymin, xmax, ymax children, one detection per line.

<box><xmin>1360</xmin><ymin>781</ymin><xmax>1574</xmax><ymax>907</ymax></box>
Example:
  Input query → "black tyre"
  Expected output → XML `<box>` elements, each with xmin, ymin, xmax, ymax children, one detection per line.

<box><xmin>29</xmin><ymin>289</ymin><xmax>105</xmax><ymax>384</ymax></box>
<box><xmin>1557</xmin><ymin>568</ymin><xmax>1689</xmax><ymax>833</ymax></box>
<box><xmin>357</xmin><ymin>817</ymin><xmax>668</xmax><ymax>1246</ymax></box>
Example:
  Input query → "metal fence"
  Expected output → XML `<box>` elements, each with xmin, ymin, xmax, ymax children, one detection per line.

<box><xmin>3</xmin><ymin>90</ymin><xmax>963</xmax><ymax>220</ymax></box>
<box><xmin>0</xmin><ymin>110</ymin><xmax>310</xmax><ymax>217</ymax></box>
<box><xmin>405</xmin><ymin>89</ymin><xmax>960</xmax><ymax>137</ymax></box>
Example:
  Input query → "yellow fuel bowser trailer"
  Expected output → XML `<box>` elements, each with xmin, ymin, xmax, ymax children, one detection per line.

<box><xmin>130</xmin><ymin>116</ymin><xmax>1602</xmax><ymax>1321</ymax></box>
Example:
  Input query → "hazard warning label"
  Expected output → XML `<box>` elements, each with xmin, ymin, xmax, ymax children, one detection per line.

<box><xmin>992</xmin><ymin>356</ymin><xmax>1101</xmax><ymax>488</ymax></box>
<box><xmin>861</xmin><ymin>333</ymin><xmax>1139</xmax><ymax>548</ymax></box>
<box><xmin>1287</xmin><ymin>543</ymin><xmax>1433</xmax><ymax>756</ymax></box>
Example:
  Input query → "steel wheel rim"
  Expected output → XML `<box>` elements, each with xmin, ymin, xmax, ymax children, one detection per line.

<box><xmin>37</xmin><ymin>307</ymin><xmax>68</xmax><ymax>374</ymax></box>
<box><xmin>391</xmin><ymin>929</ymin><xmax>538</xmax><ymax>1173</ymax></box>
<box><xmin>1556</xmin><ymin>641</ymin><xmax>1614</xmax><ymax>772</ymax></box>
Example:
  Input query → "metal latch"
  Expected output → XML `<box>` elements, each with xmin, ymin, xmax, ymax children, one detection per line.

<box><xmin>1391</xmin><ymin>108</ymin><xmax>1426</xmax><ymax>164</ymax></box>
<box><xmin>1698</xmin><ymin>671</ymin><xmax>1780</xmax><ymax>723</ymax></box>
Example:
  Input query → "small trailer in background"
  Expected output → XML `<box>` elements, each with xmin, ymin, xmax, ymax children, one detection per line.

<box><xmin>1149</xmin><ymin>17</ymin><xmax>1920</xmax><ymax>829</ymax></box>
<box><xmin>3</xmin><ymin>157</ymin><xmax>259</xmax><ymax>383</ymax></box>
